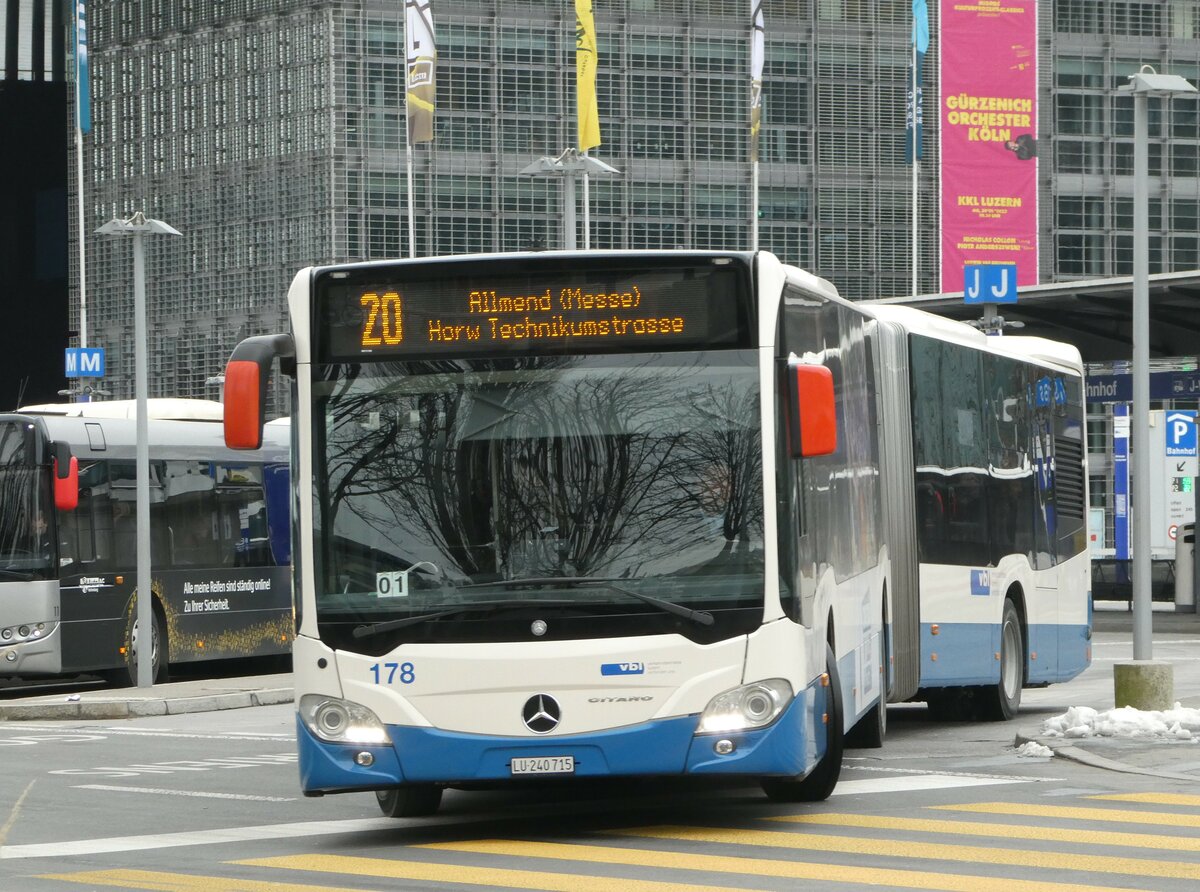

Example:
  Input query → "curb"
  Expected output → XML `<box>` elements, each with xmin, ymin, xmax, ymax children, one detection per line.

<box><xmin>1014</xmin><ymin>728</ymin><xmax>1200</xmax><ymax>783</ymax></box>
<box><xmin>0</xmin><ymin>688</ymin><xmax>293</xmax><ymax>721</ymax></box>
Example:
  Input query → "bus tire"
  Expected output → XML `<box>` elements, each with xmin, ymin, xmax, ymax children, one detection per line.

<box><xmin>376</xmin><ymin>785</ymin><xmax>442</xmax><ymax>818</ymax></box>
<box><xmin>761</xmin><ymin>641</ymin><xmax>843</xmax><ymax>802</ymax></box>
<box><xmin>975</xmin><ymin>598</ymin><xmax>1023</xmax><ymax>721</ymax></box>
<box><xmin>105</xmin><ymin>602</ymin><xmax>167</xmax><ymax>688</ymax></box>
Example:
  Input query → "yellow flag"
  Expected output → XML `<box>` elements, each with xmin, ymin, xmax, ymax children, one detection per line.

<box><xmin>750</xmin><ymin>1</ymin><xmax>764</xmax><ymax>162</ymax></box>
<box><xmin>575</xmin><ymin>0</ymin><xmax>601</xmax><ymax>151</ymax></box>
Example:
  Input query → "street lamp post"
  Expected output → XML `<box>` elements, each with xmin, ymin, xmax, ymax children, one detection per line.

<box><xmin>1119</xmin><ymin>68</ymin><xmax>1197</xmax><ymax>664</ymax></box>
<box><xmin>96</xmin><ymin>212</ymin><xmax>181</xmax><ymax>687</ymax></box>
<box><xmin>520</xmin><ymin>149</ymin><xmax>619</xmax><ymax>250</ymax></box>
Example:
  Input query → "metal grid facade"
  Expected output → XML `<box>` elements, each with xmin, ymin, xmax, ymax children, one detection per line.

<box><xmin>1051</xmin><ymin>1</ymin><xmax>1200</xmax><ymax>278</ymax></box>
<box><xmin>69</xmin><ymin>1</ymin><xmax>1200</xmax><ymax>404</ymax></box>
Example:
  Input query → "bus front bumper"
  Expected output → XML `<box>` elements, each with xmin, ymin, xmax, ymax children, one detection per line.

<box><xmin>0</xmin><ymin>625</ymin><xmax>62</xmax><ymax>676</ymax></box>
<box><xmin>295</xmin><ymin>686</ymin><xmax>824</xmax><ymax>795</ymax></box>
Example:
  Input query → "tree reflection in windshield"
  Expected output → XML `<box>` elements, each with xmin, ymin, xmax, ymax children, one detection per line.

<box><xmin>314</xmin><ymin>351</ymin><xmax>763</xmax><ymax>612</ymax></box>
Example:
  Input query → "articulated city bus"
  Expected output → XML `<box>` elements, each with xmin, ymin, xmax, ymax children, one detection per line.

<box><xmin>223</xmin><ymin>250</ymin><xmax>1089</xmax><ymax>817</ymax></box>
<box><xmin>0</xmin><ymin>400</ymin><xmax>291</xmax><ymax>685</ymax></box>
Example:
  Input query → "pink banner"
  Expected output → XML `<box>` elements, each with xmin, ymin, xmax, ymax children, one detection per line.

<box><xmin>940</xmin><ymin>1</ymin><xmax>1038</xmax><ymax>292</ymax></box>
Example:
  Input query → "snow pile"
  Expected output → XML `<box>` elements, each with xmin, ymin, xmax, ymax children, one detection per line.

<box><xmin>1042</xmin><ymin>704</ymin><xmax>1200</xmax><ymax>742</ymax></box>
<box><xmin>1015</xmin><ymin>740</ymin><xmax>1055</xmax><ymax>758</ymax></box>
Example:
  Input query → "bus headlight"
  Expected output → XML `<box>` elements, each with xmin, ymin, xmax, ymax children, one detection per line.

<box><xmin>298</xmin><ymin>694</ymin><xmax>391</xmax><ymax>745</ymax></box>
<box><xmin>696</xmin><ymin>679</ymin><xmax>793</xmax><ymax>734</ymax></box>
<box><xmin>0</xmin><ymin>623</ymin><xmax>54</xmax><ymax>643</ymax></box>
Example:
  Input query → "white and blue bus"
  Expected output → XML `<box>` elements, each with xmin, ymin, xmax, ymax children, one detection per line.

<box><xmin>223</xmin><ymin>250</ymin><xmax>1089</xmax><ymax>816</ymax></box>
<box><xmin>0</xmin><ymin>400</ymin><xmax>291</xmax><ymax>685</ymax></box>
<box><xmin>867</xmin><ymin>305</ymin><xmax>1091</xmax><ymax>721</ymax></box>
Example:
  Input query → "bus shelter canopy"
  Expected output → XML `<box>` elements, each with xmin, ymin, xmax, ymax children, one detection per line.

<box><xmin>866</xmin><ymin>270</ymin><xmax>1200</xmax><ymax>365</ymax></box>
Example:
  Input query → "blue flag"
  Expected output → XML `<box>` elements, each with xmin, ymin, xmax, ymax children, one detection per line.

<box><xmin>75</xmin><ymin>0</ymin><xmax>91</xmax><ymax>134</ymax></box>
<box><xmin>912</xmin><ymin>0</ymin><xmax>930</xmax><ymax>54</ymax></box>
<box><xmin>905</xmin><ymin>0</ymin><xmax>928</xmax><ymax>163</ymax></box>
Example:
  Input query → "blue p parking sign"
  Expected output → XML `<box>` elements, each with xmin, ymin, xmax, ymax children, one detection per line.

<box><xmin>1166</xmin><ymin>410</ymin><xmax>1198</xmax><ymax>457</ymax></box>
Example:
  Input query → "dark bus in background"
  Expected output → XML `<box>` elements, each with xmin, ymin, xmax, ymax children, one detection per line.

<box><xmin>0</xmin><ymin>399</ymin><xmax>290</xmax><ymax>685</ymax></box>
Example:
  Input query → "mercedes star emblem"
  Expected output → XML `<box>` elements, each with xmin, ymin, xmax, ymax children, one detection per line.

<box><xmin>521</xmin><ymin>693</ymin><xmax>561</xmax><ymax>733</ymax></box>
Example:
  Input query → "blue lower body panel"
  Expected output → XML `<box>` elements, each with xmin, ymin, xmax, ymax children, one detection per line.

<box><xmin>297</xmin><ymin>683</ymin><xmax>826</xmax><ymax>794</ymax></box>
<box><xmin>919</xmin><ymin>622</ymin><xmax>1091</xmax><ymax>688</ymax></box>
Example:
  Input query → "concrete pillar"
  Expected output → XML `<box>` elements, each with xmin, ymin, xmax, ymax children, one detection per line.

<box><xmin>1113</xmin><ymin>661</ymin><xmax>1174</xmax><ymax>711</ymax></box>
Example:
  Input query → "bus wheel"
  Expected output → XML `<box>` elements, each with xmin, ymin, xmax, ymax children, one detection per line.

<box><xmin>847</xmin><ymin>615</ymin><xmax>888</xmax><ymax>749</ymax></box>
<box><xmin>975</xmin><ymin>598</ymin><xmax>1023</xmax><ymax>721</ymax></box>
<box><xmin>376</xmin><ymin>785</ymin><xmax>442</xmax><ymax>818</ymax></box>
<box><xmin>761</xmin><ymin>641</ymin><xmax>843</xmax><ymax>802</ymax></box>
<box><xmin>106</xmin><ymin>605</ymin><xmax>167</xmax><ymax>688</ymax></box>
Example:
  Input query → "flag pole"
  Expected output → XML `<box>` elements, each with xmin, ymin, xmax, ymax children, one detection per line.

<box><xmin>406</xmin><ymin>141</ymin><xmax>416</xmax><ymax>259</ymax></box>
<box><xmin>750</xmin><ymin>161</ymin><xmax>759</xmax><ymax>251</ymax></box>
<box><xmin>749</xmin><ymin>1</ymin><xmax>764</xmax><ymax>252</ymax></box>
<box><xmin>912</xmin><ymin>38</ymin><xmax>918</xmax><ymax>299</ymax></box>
<box><xmin>403</xmin><ymin>3</ymin><xmax>416</xmax><ymax>258</ymax></box>
<box><xmin>75</xmin><ymin>1</ymin><xmax>89</xmax><ymax>353</ymax></box>
<box><xmin>582</xmin><ymin>152</ymin><xmax>590</xmax><ymax>250</ymax></box>
<box><xmin>76</xmin><ymin>102</ymin><xmax>88</xmax><ymax>349</ymax></box>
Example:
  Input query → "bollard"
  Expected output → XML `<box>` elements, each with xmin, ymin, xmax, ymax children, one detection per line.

<box><xmin>1113</xmin><ymin>661</ymin><xmax>1174</xmax><ymax>711</ymax></box>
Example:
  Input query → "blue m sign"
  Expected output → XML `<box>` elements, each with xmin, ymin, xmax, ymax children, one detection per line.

<box><xmin>65</xmin><ymin>347</ymin><xmax>105</xmax><ymax>378</ymax></box>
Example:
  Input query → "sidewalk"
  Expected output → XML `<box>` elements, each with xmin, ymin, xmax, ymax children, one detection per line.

<box><xmin>1015</xmin><ymin>604</ymin><xmax>1200</xmax><ymax>782</ymax></box>
<box><xmin>0</xmin><ymin>673</ymin><xmax>293</xmax><ymax>721</ymax></box>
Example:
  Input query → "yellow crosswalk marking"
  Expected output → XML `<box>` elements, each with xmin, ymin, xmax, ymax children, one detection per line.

<box><xmin>236</xmin><ymin>853</ymin><xmax>738</xmax><ymax>892</ymax></box>
<box><xmin>35</xmin><ymin>868</ymin><xmax>367</xmax><ymax>891</ymax></box>
<box><xmin>40</xmin><ymin>792</ymin><xmax>1200</xmax><ymax>892</ymax></box>
<box><xmin>938</xmin><ymin>801</ymin><xmax>1200</xmax><ymax>828</ymax></box>
<box><xmin>767</xmin><ymin>811</ymin><xmax>1200</xmax><ymax>851</ymax></box>
<box><xmin>1091</xmin><ymin>792</ymin><xmax>1200</xmax><ymax>807</ymax></box>
<box><xmin>413</xmin><ymin>838</ymin><xmax>1157</xmax><ymax>892</ymax></box>
<box><xmin>614</xmin><ymin>824</ymin><xmax>1200</xmax><ymax>881</ymax></box>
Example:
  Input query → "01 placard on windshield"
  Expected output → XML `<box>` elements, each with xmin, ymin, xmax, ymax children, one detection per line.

<box><xmin>316</xmin><ymin>259</ymin><xmax>750</xmax><ymax>360</ymax></box>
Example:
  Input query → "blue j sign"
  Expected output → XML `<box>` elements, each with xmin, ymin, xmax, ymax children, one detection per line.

<box><xmin>963</xmin><ymin>264</ymin><xmax>1018</xmax><ymax>304</ymax></box>
<box><xmin>65</xmin><ymin>347</ymin><xmax>105</xmax><ymax>378</ymax></box>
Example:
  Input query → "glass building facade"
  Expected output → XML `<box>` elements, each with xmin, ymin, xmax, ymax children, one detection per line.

<box><xmin>71</xmin><ymin>1</ymin><xmax>1200</xmax><ymax>405</ymax></box>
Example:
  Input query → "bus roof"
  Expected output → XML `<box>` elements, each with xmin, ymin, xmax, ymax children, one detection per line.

<box><xmin>300</xmin><ymin>248</ymin><xmax>760</xmax><ymax>277</ymax></box>
<box><xmin>18</xmin><ymin>399</ymin><xmax>225</xmax><ymax>421</ymax></box>
<box><xmin>24</xmin><ymin>412</ymin><xmax>289</xmax><ymax>464</ymax></box>
<box><xmin>865</xmin><ymin>304</ymin><xmax>1083</xmax><ymax>372</ymax></box>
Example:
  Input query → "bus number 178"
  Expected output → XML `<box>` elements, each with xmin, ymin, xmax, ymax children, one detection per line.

<box><xmin>369</xmin><ymin>661</ymin><xmax>415</xmax><ymax>685</ymax></box>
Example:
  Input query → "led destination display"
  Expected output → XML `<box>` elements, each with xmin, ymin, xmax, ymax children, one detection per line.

<box><xmin>317</xmin><ymin>259</ymin><xmax>750</xmax><ymax>360</ymax></box>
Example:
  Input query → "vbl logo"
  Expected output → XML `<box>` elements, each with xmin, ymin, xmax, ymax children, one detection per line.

<box><xmin>601</xmin><ymin>662</ymin><xmax>645</xmax><ymax>676</ymax></box>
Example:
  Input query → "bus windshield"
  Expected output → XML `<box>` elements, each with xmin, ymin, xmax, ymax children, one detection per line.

<box><xmin>0</xmin><ymin>421</ymin><xmax>54</xmax><ymax>580</ymax></box>
<box><xmin>312</xmin><ymin>349</ymin><xmax>764</xmax><ymax>646</ymax></box>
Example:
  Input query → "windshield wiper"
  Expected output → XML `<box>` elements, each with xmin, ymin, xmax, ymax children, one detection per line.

<box><xmin>352</xmin><ymin>598</ymin><xmax>578</xmax><ymax>639</ymax></box>
<box><xmin>464</xmin><ymin>576</ymin><xmax>714</xmax><ymax>627</ymax></box>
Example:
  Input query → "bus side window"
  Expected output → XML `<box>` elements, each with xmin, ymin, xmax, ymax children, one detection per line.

<box><xmin>218</xmin><ymin>489</ymin><xmax>271</xmax><ymax>567</ymax></box>
<box><xmin>64</xmin><ymin>460</ymin><xmax>116</xmax><ymax>572</ymax></box>
<box><xmin>161</xmin><ymin>460</ymin><xmax>218</xmax><ymax>568</ymax></box>
<box><xmin>113</xmin><ymin>500</ymin><xmax>137</xmax><ymax>566</ymax></box>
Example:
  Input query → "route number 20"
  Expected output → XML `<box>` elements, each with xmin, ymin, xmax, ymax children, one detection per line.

<box><xmin>360</xmin><ymin>291</ymin><xmax>404</xmax><ymax>347</ymax></box>
<box><xmin>370</xmin><ymin>662</ymin><xmax>415</xmax><ymax>684</ymax></box>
